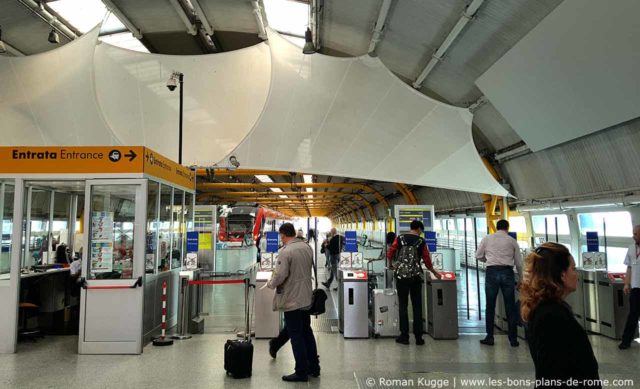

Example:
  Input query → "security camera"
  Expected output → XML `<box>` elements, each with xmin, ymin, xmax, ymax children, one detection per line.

<box><xmin>166</xmin><ymin>76</ymin><xmax>177</xmax><ymax>91</ymax></box>
<box><xmin>229</xmin><ymin>155</ymin><xmax>240</xmax><ymax>168</ymax></box>
<box><xmin>48</xmin><ymin>29</ymin><xmax>60</xmax><ymax>44</ymax></box>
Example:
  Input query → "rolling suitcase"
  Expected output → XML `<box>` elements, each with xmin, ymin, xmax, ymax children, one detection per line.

<box><xmin>224</xmin><ymin>278</ymin><xmax>255</xmax><ymax>378</ymax></box>
<box><xmin>372</xmin><ymin>289</ymin><xmax>400</xmax><ymax>337</ymax></box>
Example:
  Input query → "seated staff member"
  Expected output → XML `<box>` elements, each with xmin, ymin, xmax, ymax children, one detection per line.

<box><xmin>521</xmin><ymin>243</ymin><xmax>601</xmax><ymax>388</ymax></box>
<box><xmin>387</xmin><ymin>220</ymin><xmax>441</xmax><ymax>345</ymax></box>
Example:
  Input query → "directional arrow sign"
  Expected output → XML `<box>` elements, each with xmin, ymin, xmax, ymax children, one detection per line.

<box><xmin>125</xmin><ymin>149</ymin><xmax>137</xmax><ymax>162</ymax></box>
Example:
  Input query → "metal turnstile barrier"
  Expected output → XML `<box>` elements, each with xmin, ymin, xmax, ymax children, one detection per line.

<box><xmin>338</xmin><ymin>269</ymin><xmax>369</xmax><ymax>338</ymax></box>
<box><xmin>597</xmin><ymin>272</ymin><xmax>636</xmax><ymax>340</ymax></box>
<box><xmin>566</xmin><ymin>268</ymin><xmax>586</xmax><ymax>329</ymax></box>
<box><xmin>425</xmin><ymin>272</ymin><xmax>458</xmax><ymax>339</ymax></box>
<box><xmin>254</xmin><ymin>271</ymin><xmax>281</xmax><ymax>338</ymax></box>
<box><xmin>581</xmin><ymin>269</ymin><xmax>605</xmax><ymax>334</ymax></box>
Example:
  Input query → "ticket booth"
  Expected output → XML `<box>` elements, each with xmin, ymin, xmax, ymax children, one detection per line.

<box><xmin>0</xmin><ymin>146</ymin><xmax>195</xmax><ymax>354</ymax></box>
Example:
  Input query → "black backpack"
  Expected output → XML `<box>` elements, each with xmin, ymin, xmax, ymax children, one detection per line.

<box><xmin>309</xmin><ymin>288</ymin><xmax>327</xmax><ymax>315</ymax></box>
<box><xmin>393</xmin><ymin>235</ymin><xmax>424</xmax><ymax>279</ymax></box>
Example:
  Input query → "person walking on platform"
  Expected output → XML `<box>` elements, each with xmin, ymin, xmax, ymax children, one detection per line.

<box><xmin>321</xmin><ymin>232</ymin><xmax>331</xmax><ymax>268</ymax></box>
<box><xmin>619</xmin><ymin>225</ymin><xmax>640</xmax><ymax>350</ymax></box>
<box><xmin>387</xmin><ymin>220</ymin><xmax>441</xmax><ymax>345</ymax></box>
<box><xmin>476</xmin><ymin>219</ymin><xmax>523</xmax><ymax>347</ymax></box>
<box><xmin>322</xmin><ymin>228</ymin><xmax>343</xmax><ymax>290</ymax></box>
<box><xmin>521</xmin><ymin>243</ymin><xmax>601</xmax><ymax>388</ymax></box>
<box><xmin>267</xmin><ymin>223</ymin><xmax>320</xmax><ymax>382</ymax></box>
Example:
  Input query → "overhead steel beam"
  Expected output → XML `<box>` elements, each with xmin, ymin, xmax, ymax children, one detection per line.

<box><xmin>198</xmin><ymin>182</ymin><xmax>389</xmax><ymax>208</ymax></box>
<box><xmin>169</xmin><ymin>0</ymin><xmax>197</xmax><ymax>35</ymax></box>
<box><xmin>190</xmin><ymin>0</ymin><xmax>213</xmax><ymax>36</ymax></box>
<box><xmin>412</xmin><ymin>0</ymin><xmax>485</xmax><ymax>89</ymax></box>
<box><xmin>251</xmin><ymin>1</ymin><xmax>268</xmax><ymax>40</ymax></box>
<box><xmin>368</xmin><ymin>0</ymin><xmax>392</xmax><ymax>54</ymax></box>
<box><xmin>310</xmin><ymin>0</ymin><xmax>323</xmax><ymax>51</ymax></box>
<box><xmin>394</xmin><ymin>183</ymin><xmax>418</xmax><ymax>205</ymax></box>
<box><xmin>102</xmin><ymin>0</ymin><xmax>142</xmax><ymax>39</ymax></box>
<box><xmin>1</xmin><ymin>40</ymin><xmax>25</xmax><ymax>56</ymax></box>
<box><xmin>16</xmin><ymin>0</ymin><xmax>77</xmax><ymax>41</ymax></box>
<box><xmin>196</xmin><ymin>169</ymin><xmax>295</xmax><ymax>177</ymax></box>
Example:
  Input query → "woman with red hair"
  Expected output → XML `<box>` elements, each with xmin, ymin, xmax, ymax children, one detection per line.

<box><xmin>521</xmin><ymin>242</ymin><xmax>601</xmax><ymax>388</ymax></box>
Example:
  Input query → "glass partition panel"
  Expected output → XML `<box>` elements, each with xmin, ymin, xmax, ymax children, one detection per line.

<box><xmin>183</xmin><ymin>191</ymin><xmax>194</xmax><ymax>265</ymax></box>
<box><xmin>146</xmin><ymin>182</ymin><xmax>159</xmax><ymax>274</ymax></box>
<box><xmin>171</xmin><ymin>189</ymin><xmax>184</xmax><ymax>269</ymax></box>
<box><xmin>578</xmin><ymin>211</ymin><xmax>632</xmax><ymax>237</ymax></box>
<box><xmin>532</xmin><ymin>214</ymin><xmax>570</xmax><ymax>235</ymax></box>
<box><xmin>158</xmin><ymin>185</ymin><xmax>172</xmax><ymax>272</ymax></box>
<box><xmin>87</xmin><ymin>185</ymin><xmax>137</xmax><ymax>280</ymax></box>
<box><xmin>1</xmin><ymin>184</ymin><xmax>15</xmax><ymax>276</ymax></box>
<box><xmin>52</xmin><ymin>192</ymin><xmax>71</xmax><ymax>263</ymax></box>
<box><xmin>27</xmin><ymin>189</ymin><xmax>51</xmax><ymax>267</ymax></box>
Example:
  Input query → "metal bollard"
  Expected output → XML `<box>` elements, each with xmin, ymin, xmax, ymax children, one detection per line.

<box><xmin>172</xmin><ymin>276</ymin><xmax>192</xmax><ymax>340</ymax></box>
<box><xmin>153</xmin><ymin>281</ymin><xmax>174</xmax><ymax>346</ymax></box>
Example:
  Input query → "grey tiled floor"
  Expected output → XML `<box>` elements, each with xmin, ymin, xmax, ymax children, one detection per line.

<box><xmin>2</xmin><ymin>333</ymin><xmax>639</xmax><ymax>388</ymax></box>
<box><xmin>3</xmin><ymin>246</ymin><xmax>640</xmax><ymax>388</ymax></box>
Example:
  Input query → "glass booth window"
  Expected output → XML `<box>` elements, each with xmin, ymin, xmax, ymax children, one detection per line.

<box><xmin>27</xmin><ymin>189</ymin><xmax>51</xmax><ymax>267</ymax></box>
<box><xmin>52</xmin><ymin>192</ymin><xmax>71</xmax><ymax>264</ymax></box>
<box><xmin>580</xmin><ymin>245</ymin><xmax>628</xmax><ymax>273</ymax></box>
<box><xmin>578</xmin><ymin>211</ymin><xmax>632</xmax><ymax>237</ymax></box>
<box><xmin>158</xmin><ymin>185</ymin><xmax>172</xmax><ymax>272</ymax></box>
<box><xmin>171</xmin><ymin>189</ymin><xmax>184</xmax><ymax>269</ymax></box>
<box><xmin>509</xmin><ymin>216</ymin><xmax>527</xmax><ymax>234</ymax></box>
<box><xmin>532</xmin><ymin>214</ymin><xmax>570</xmax><ymax>236</ymax></box>
<box><xmin>146</xmin><ymin>182</ymin><xmax>159</xmax><ymax>274</ymax></box>
<box><xmin>182</xmin><ymin>192</ymin><xmax>194</xmax><ymax>267</ymax></box>
<box><xmin>1</xmin><ymin>185</ymin><xmax>15</xmax><ymax>276</ymax></box>
<box><xmin>87</xmin><ymin>185</ymin><xmax>136</xmax><ymax>280</ymax></box>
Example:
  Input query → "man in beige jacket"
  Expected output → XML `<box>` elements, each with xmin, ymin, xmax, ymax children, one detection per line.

<box><xmin>267</xmin><ymin>222</ymin><xmax>320</xmax><ymax>382</ymax></box>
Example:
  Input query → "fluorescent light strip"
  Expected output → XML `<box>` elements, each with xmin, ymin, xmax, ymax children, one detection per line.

<box><xmin>255</xmin><ymin>175</ymin><xmax>274</xmax><ymax>183</ymax></box>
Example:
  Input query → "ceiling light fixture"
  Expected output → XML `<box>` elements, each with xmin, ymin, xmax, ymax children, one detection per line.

<box><xmin>48</xmin><ymin>28</ymin><xmax>60</xmax><ymax>44</ymax></box>
<box><xmin>0</xmin><ymin>26</ymin><xmax>6</xmax><ymax>54</ymax></box>
<box><xmin>302</xmin><ymin>28</ymin><xmax>315</xmax><ymax>54</ymax></box>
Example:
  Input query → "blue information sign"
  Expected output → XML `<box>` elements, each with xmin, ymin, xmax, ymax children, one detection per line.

<box><xmin>508</xmin><ymin>232</ymin><xmax>517</xmax><ymax>240</ymax></box>
<box><xmin>586</xmin><ymin>231</ymin><xmax>599</xmax><ymax>252</ymax></box>
<box><xmin>186</xmin><ymin>231</ymin><xmax>199</xmax><ymax>253</ymax></box>
<box><xmin>424</xmin><ymin>231</ymin><xmax>437</xmax><ymax>252</ymax></box>
<box><xmin>344</xmin><ymin>231</ymin><xmax>358</xmax><ymax>253</ymax></box>
<box><xmin>266</xmin><ymin>231</ymin><xmax>279</xmax><ymax>253</ymax></box>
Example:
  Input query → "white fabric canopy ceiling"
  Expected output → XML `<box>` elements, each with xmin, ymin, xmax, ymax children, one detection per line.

<box><xmin>0</xmin><ymin>26</ymin><xmax>507</xmax><ymax>196</ymax></box>
<box><xmin>229</xmin><ymin>31</ymin><xmax>508</xmax><ymax>196</ymax></box>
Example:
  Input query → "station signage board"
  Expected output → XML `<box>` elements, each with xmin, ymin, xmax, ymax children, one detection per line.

<box><xmin>0</xmin><ymin>146</ymin><xmax>195</xmax><ymax>190</ymax></box>
<box><xmin>424</xmin><ymin>231</ymin><xmax>437</xmax><ymax>252</ymax></box>
<box><xmin>344</xmin><ymin>231</ymin><xmax>357</xmax><ymax>252</ymax></box>
<box><xmin>586</xmin><ymin>232</ymin><xmax>599</xmax><ymax>252</ymax></box>
<box><xmin>266</xmin><ymin>231</ymin><xmax>279</xmax><ymax>253</ymax></box>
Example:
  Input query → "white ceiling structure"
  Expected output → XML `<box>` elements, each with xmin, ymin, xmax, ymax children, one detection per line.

<box><xmin>0</xmin><ymin>0</ymin><xmax>639</xmax><ymax>213</ymax></box>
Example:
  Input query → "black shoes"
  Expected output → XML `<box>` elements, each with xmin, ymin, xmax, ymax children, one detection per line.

<box><xmin>308</xmin><ymin>369</ymin><xmax>321</xmax><ymax>378</ymax></box>
<box><xmin>619</xmin><ymin>343</ymin><xmax>631</xmax><ymax>350</ymax></box>
<box><xmin>510</xmin><ymin>340</ymin><xmax>520</xmax><ymax>347</ymax></box>
<box><xmin>395</xmin><ymin>337</ymin><xmax>410</xmax><ymax>345</ymax></box>
<box><xmin>479</xmin><ymin>337</ymin><xmax>495</xmax><ymax>346</ymax></box>
<box><xmin>268</xmin><ymin>339</ymin><xmax>277</xmax><ymax>359</ymax></box>
<box><xmin>415</xmin><ymin>338</ymin><xmax>425</xmax><ymax>346</ymax></box>
<box><xmin>282</xmin><ymin>373</ymin><xmax>308</xmax><ymax>382</ymax></box>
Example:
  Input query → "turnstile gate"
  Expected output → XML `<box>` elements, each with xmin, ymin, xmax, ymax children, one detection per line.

<box><xmin>425</xmin><ymin>272</ymin><xmax>458</xmax><ymax>339</ymax></box>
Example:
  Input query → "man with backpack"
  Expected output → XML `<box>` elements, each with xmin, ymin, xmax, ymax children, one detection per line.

<box><xmin>387</xmin><ymin>220</ymin><xmax>441</xmax><ymax>345</ymax></box>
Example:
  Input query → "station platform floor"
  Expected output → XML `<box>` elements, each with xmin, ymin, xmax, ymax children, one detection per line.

<box><xmin>2</xmin><ymin>245</ymin><xmax>640</xmax><ymax>388</ymax></box>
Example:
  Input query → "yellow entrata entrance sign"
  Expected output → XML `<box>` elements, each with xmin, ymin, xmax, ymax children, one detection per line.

<box><xmin>0</xmin><ymin>146</ymin><xmax>195</xmax><ymax>190</ymax></box>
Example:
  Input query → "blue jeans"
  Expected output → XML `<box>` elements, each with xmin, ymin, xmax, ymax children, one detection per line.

<box><xmin>485</xmin><ymin>266</ymin><xmax>518</xmax><ymax>342</ymax></box>
<box><xmin>284</xmin><ymin>309</ymin><xmax>320</xmax><ymax>375</ymax></box>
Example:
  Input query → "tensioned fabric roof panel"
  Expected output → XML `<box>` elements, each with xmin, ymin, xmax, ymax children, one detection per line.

<box><xmin>93</xmin><ymin>41</ymin><xmax>270</xmax><ymax>164</ymax></box>
<box><xmin>228</xmin><ymin>30</ymin><xmax>508</xmax><ymax>196</ymax></box>
<box><xmin>476</xmin><ymin>0</ymin><xmax>640</xmax><ymax>152</ymax></box>
<box><xmin>0</xmin><ymin>28</ymin><xmax>117</xmax><ymax>146</ymax></box>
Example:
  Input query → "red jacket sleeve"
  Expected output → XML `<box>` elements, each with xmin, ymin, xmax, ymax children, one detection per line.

<box><xmin>421</xmin><ymin>244</ymin><xmax>433</xmax><ymax>269</ymax></box>
<box><xmin>387</xmin><ymin>238</ymin><xmax>399</xmax><ymax>266</ymax></box>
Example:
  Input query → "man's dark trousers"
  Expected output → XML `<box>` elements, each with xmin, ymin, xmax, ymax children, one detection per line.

<box><xmin>485</xmin><ymin>266</ymin><xmax>517</xmax><ymax>342</ymax></box>
<box><xmin>621</xmin><ymin>288</ymin><xmax>640</xmax><ymax>345</ymax></box>
<box><xmin>284</xmin><ymin>309</ymin><xmax>319</xmax><ymax>376</ymax></box>
<box><xmin>396</xmin><ymin>276</ymin><xmax>423</xmax><ymax>340</ymax></box>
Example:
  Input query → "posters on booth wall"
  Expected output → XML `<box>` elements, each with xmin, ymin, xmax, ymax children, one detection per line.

<box><xmin>185</xmin><ymin>253</ymin><xmax>198</xmax><ymax>270</ymax></box>
<box><xmin>198</xmin><ymin>232</ymin><xmax>212</xmax><ymax>250</ymax></box>
<box><xmin>91</xmin><ymin>212</ymin><xmax>114</xmax><ymax>273</ymax></box>
<box><xmin>91</xmin><ymin>212</ymin><xmax>113</xmax><ymax>240</ymax></box>
<box><xmin>90</xmin><ymin>242</ymin><xmax>113</xmax><ymax>272</ymax></box>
